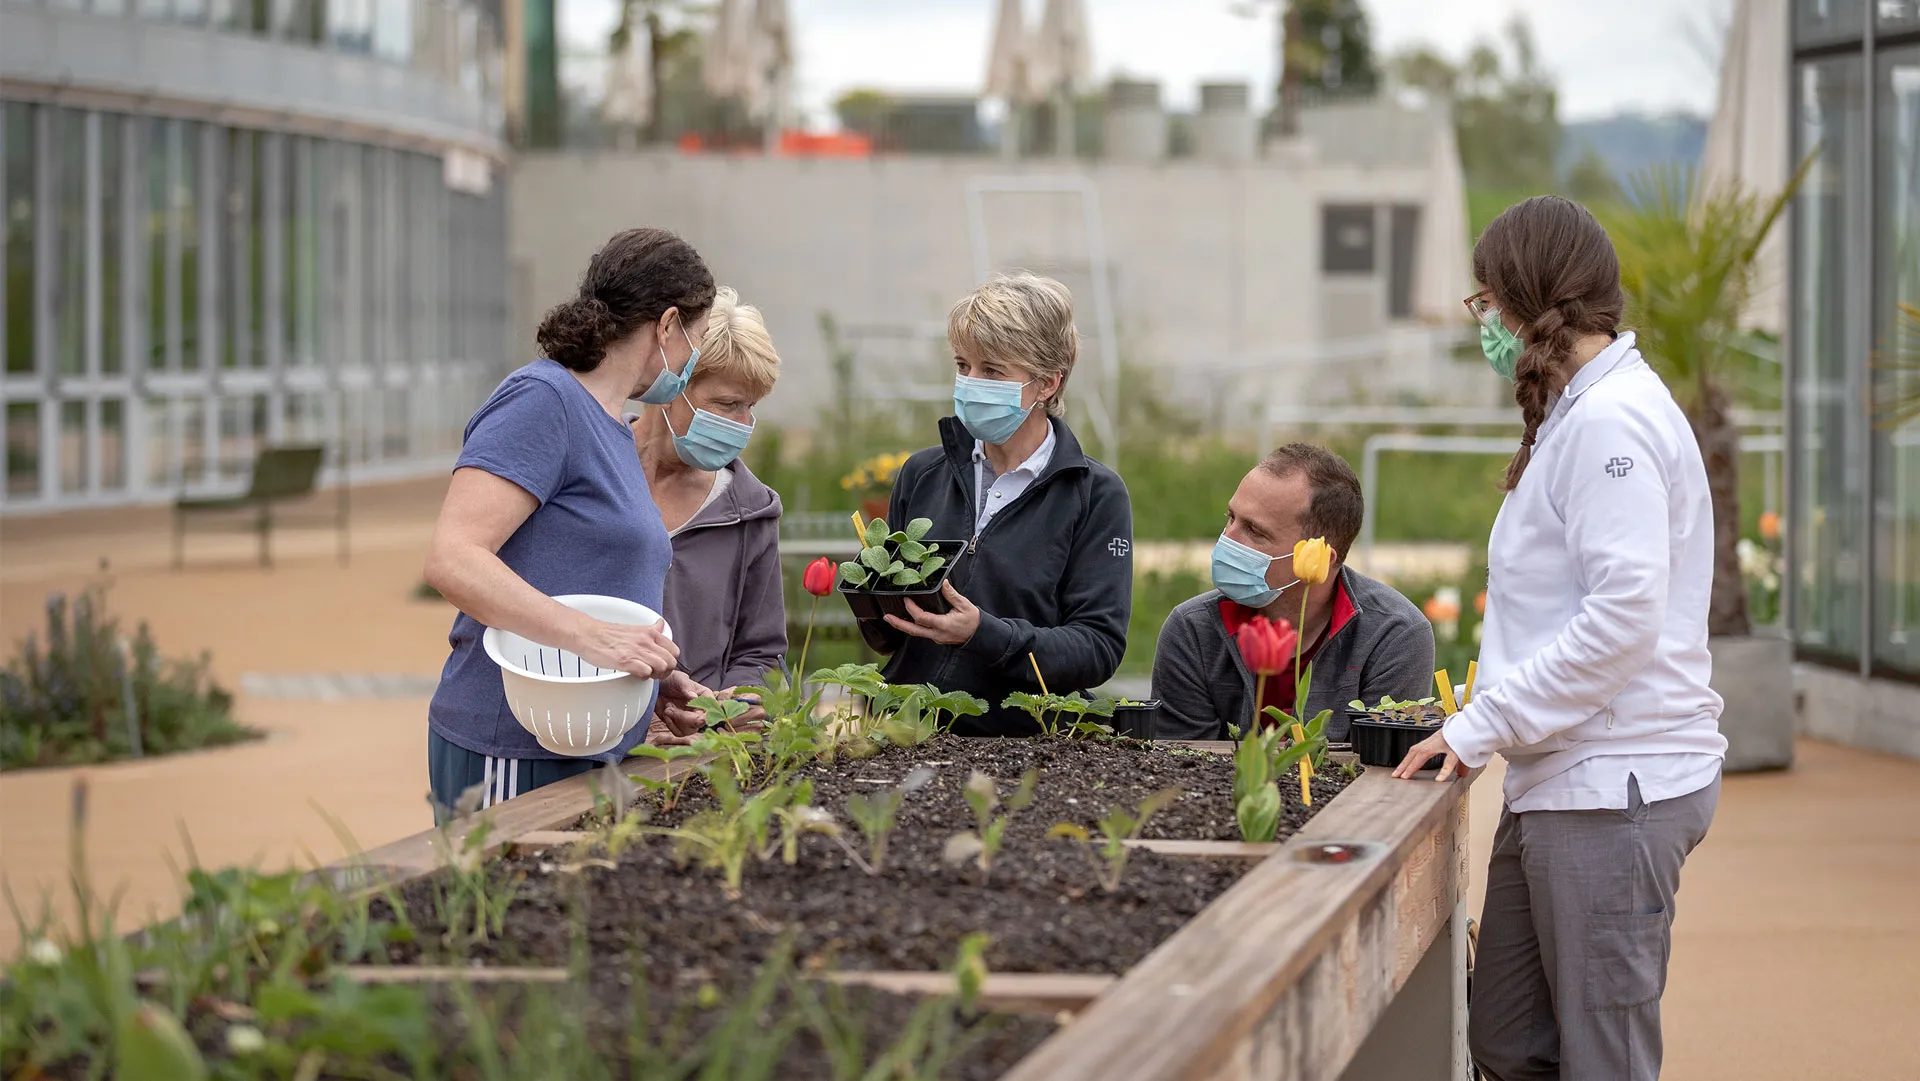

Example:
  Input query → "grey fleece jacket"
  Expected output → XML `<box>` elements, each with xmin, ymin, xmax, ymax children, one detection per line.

<box><xmin>1150</xmin><ymin>567</ymin><xmax>1436</xmax><ymax>742</ymax></box>
<box><xmin>660</xmin><ymin>460</ymin><xmax>788</xmax><ymax>692</ymax></box>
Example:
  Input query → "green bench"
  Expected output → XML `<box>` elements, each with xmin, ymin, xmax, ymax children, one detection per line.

<box><xmin>173</xmin><ymin>444</ymin><xmax>341</xmax><ymax>570</ymax></box>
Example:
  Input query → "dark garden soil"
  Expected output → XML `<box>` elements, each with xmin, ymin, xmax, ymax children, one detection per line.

<box><xmin>370</xmin><ymin>736</ymin><xmax>1356</xmax><ymax>1078</ymax></box>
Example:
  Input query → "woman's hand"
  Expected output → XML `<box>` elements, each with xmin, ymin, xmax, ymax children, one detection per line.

<box><xmin>645</xmin><ymin>713</ymin><xmax>697</xmax><ymax>746</ymax></box>
<box><xmin>655</xmin><ymin>671</ymin><xmax>711</xmax><ymax>737</ymax></box>
<box><xmin>1391</xmin><ymin>729</ymin><xmax>1463</xmax><ymax>781</ymax></box>
<box><xmin>883</xmin><ymin>581</ymin><xmax>981</xmax><ymax>647</ymax></box>
<box><xmin>572</xmin><ymin>619</ymin><xmax>680</xmax><ymax>680</ymax></box>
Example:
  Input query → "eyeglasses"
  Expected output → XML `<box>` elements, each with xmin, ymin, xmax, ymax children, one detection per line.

<box><xmin>1463</xmin><ymin>290</ymin><xmax>1499</xmax><ymax>328</ymax></box>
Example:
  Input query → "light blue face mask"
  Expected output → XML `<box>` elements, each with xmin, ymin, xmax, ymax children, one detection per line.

<box><xmin>1210</xmin><ymin>533</ymin><xmax>1299</xmax><ymax>609</ymax></box>
<box><xmin>638</xmin><ymin>323</ymin><xmax>701</xmax><ymax>405</ymax></box>
<box><xmin>666</xmin><ymin>397</ymin><xmax>754</xmax><ymax>471</ymax></box>
<box><xmin>953</xmin><ymin>374</ymin><xmax>1034</xmax><ymax>445</ymax></box>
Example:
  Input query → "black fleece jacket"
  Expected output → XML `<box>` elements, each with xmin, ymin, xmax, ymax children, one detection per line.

<box><xmin>859</xmin><ymin>416</ymin><xmax>1134</xmax><ymax>736</ymax></box>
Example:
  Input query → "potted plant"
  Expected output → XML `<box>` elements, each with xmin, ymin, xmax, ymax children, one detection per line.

<box><xmin>839</xmin><ymin>451</ymin><xmax>912</xmax><ymax>524</ymax></box>
<box><xmin>1107</xmin><ymin>698</ymin><xmax>1161</xmax><ymax>740</ymax></box>
<box><xmin>836</xmin><ymin>517</ymin><xmax>965</xmax><ymax>621</ymax></box>
<box><xmin>1346</xmin><ymin>696</ymin><xmax>1447</xmax><ymax>771</ymax></box>
<box><xmin>1601</xmin><ymin>159</ymin><xmax>1810</xmax><ymax>772</ymax></box>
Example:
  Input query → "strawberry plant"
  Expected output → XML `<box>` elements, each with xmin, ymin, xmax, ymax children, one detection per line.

<box><xmin>837</xmin><ymin>517</ymin><xmax>949</xmax><ymax>590</ymax></box>
<box><xmin>1048</xmin><ymin>788</ymin><xmax>1183</xmax><ymax>892</ymax></box>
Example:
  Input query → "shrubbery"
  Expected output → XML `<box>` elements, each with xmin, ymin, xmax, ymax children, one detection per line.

<box><xmin>0</xmin><ymin>585</ymin><xmax>258</xmax><ymax>770</ymax></box>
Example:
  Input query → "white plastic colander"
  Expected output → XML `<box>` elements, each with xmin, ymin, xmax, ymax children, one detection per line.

<box><xmin>481</xmin><ymin>594</ymin><xmax>672</xmax><ymax>757</ymax></box>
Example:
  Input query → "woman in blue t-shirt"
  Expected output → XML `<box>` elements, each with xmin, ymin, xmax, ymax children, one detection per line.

<box><xmin>423</xmin><ymin>227</ymin><xmax>716</xmax><ymax>816</ymax></box>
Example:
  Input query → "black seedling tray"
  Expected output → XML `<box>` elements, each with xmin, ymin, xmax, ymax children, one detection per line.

<box><xmin>1108</xmin><ymin>700</ymin><xmax>1161</xmax><ymax>740</ymax></box>
<box><xmin>839</xmin><ymin>539</ymin><xmax>965</xmax><ymax>622</ymax></box>
<box><xmin>1348</xmin><ymin>711</ymin><xmax>1447</xmax><ymax>770</ymax></box>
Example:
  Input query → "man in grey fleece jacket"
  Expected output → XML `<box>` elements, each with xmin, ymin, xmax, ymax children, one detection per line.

<box><xmin>1152</xmin><ymin>444</ymin><xmax>1435</xmax><ymax>742</ymax></box>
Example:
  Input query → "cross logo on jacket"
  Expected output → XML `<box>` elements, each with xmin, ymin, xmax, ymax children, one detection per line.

<box><xmin>1108</xmin><ymin>537</ymin><xmax>1131</xmax><ymax>557</ymax></box>
<box><xmin>1605</xmin><ymin>456</ymin><xmax>1634</xmax><ymax>478</ymax></box>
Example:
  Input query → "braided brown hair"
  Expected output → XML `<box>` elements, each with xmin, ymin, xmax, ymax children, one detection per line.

<box><xmin>1472</xmin><ymin>196</ymin><xmax>1625</xmax><ymax>490</ymax></box>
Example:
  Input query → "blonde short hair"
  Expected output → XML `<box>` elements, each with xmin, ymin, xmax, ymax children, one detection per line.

<box><xmin>946</xmin><ymin>273</ymin><xmax>1078</xmax><ymax>417</ymax></box>
<box><xmin>692</xmin><ymin>286</ymin><xmax>780</xmax><ymax>398</ymax></box>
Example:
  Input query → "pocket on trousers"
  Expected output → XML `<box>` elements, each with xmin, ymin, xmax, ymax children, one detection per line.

<box><xmin>1583</xmin><ymin>911</ymin><xmax>1669</xmax><ymax>1011</ymax></box>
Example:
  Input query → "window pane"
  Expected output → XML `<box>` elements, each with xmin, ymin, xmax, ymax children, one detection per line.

<box><xmin>101</xmin><ymin>397</ymin><xmax>126</xmax><ymax>490</ymax></box>
<box><xmin>1321</xmin><ymin>204</ymin><xmax>1375</xmax><ymax>274</ymax></box>
<box><xmin>4</xmin><ymin>103</ymin><xmax>32</xmax><ymax>375</ymax></box>
<box><xmin>144</xmin><ymin>396</ymin><xmax>177</xmax><ymax>488</ymax></box>
<box><xmin>179</xmin><ymin>121</ymin><xmax>202</xmax><ymax>371</ymax></box>
<box><xmin>58</xmin><ymin>399</ymin><xmax>87</xmax><ymax>494</ymax></box>
<box><xmin>1881</xmin><ymin>0</ymin><xmax>1920</xmax><ymax>32</ymax></box>
<box><xmin>102</xmin><ymin>114</ymin><xmax>125</xmax><ymax>375</ymax></box>
<box><xmin>6</xmin><ymin>401</ymin><xmax>40</xmax><ymax>497</ymax></box>
<box><xmin>1794</xmin><ymin>0</ymin><xmax>1866</xmax><ymax>45</ymax></box>
<box><xmin>1790</xmin><ymin>57</ymin><xmax>1871</xmax><ymax>661</ymax></box>
<box><xmin>145</xmin><ymin>119</ymin><xmax>168</xmax><ymax>373</ymax></box>
<box><xmin>1874</xmin><ymin>46</ymin><xmax>1920</xmax><ymax>676</ymax></box>
<box><xmin>221</xmin><ymin>128</ymin><xmax>250</xmax><ymax>369</ymax></box>
<box><xmin>247</xmin><ymin>130</ymin><xmax>267</xmax><ymax>369</ymax></box>
<box><xmin>54</xmin><ymin>109</ymin><xmax>84</xmax><ymax>377</ymax></box>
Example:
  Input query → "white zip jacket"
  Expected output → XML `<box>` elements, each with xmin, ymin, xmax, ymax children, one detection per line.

<box><xmin>1444</xmin><ymin>332</ymin><xmax>1727</xmax><ymax>808</ymax></box>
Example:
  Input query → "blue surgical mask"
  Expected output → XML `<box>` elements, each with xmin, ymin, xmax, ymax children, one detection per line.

<box><xmin>1478</xmin><ymin>310</ymin><xmax>1522</xmax><ymax>381</ymax></box>
<box><xmin>666</xmin><ymin>397</ymin><xmax>754</xmax><ymax>471</ymax></box>
<box><xmin>953</xmin><ymin>374</ymin><xmax>1034</xmax><ymax>445</ymax></box>
<box><xmin>638</xmin><ymin>323</ymin><xmax>701</xmax><ymax>405</ymax></box>
<box><xmin>1210</xmin><ymin>533</ymin><xmax>1298</xmax><ymax>609</ymax></box>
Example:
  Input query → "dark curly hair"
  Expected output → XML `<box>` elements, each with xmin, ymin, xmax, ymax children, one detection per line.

<box><xmin>1472</xmin><ymin>196</ymin><xmax>1625</xmax><ymax>490</ymax></box>
<box><xmin>536</xmin><ymin>228</ymin><xmax>716</xmax><ymax>373</ymax></box>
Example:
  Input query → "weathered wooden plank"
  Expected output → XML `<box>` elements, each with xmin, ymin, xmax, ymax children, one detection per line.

<box><xmin>510</xmin><ymin>830</ymin><xmax>591</xmax><ymax>851</ymax></box>
<box><xmin>1157</xmin><ymin>740</ymin><xmax>1237</xmax><ymax>755</ymax></box>
<box><xmin>997</xmin><ymin>770</ymin><xmax>1474</xmax><ymax>1081</ymax></box>
<box><xmin>1121</xmin><ymin>839</ymin><xmax>1279</xmax><ymax>861</ymax></box>
<box><xmin>339</xmin><ymin>965</ymin><xmax>570</xmax><ymax>984</ymax></box>
<box><xmin>342</xmin><ymin>755</ymin><xmax>703</xmax><ymax>887</ymax></box>
<box><xmin>820</xmin><ymin>971</ymin><xmax>1116</xmax><ymax>1016</ymax></box>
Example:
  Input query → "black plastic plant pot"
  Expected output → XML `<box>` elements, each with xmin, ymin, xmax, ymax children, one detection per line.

<box><xmin>838</xmin><ymin>539</ymin><xmax>965</xmax><ymax>622</ymax></box>
<box><xmin>1108</xmin><ymin>700</ymin><xmax>1161</xmax><ymax>740</ymax></box>
<box><xmin>1348</xmin><ymin>711</ymin><xmax>1447</xmax><ymax>770</ymax></box>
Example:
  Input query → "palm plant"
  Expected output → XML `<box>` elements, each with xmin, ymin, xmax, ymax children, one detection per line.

<box><xmin>1874</xmin><ymin>302</ymin><xmax>1920</xmax><ymax>430</ymax></box>
<box><xmin>1601</xmin><ymin>159</ymin><xmax>1811</xmax><ymax>637</ymax></box>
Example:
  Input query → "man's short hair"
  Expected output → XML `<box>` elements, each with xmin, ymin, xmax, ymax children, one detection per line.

<box><xmin>1257</xmin><ymin>443</ymin><xmax>1365</xmax><ymax>559</ymax></box>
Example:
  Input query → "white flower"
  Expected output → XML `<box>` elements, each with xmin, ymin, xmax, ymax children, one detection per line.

<box><xmin>25</xmin><ymin>939</ymin><xmax>61</xmax><ymax>966</ymax></box>
<box><xmin>226</xmin><ymin>1024</ymin><xmax>266</xmax><ymax>1055</ymax></box>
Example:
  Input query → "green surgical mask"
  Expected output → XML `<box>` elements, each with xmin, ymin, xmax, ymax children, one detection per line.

<box><xmin>1479</xmin><ymin>314</ymin><xmax>1522</xmax><ymax>380</ymax></box>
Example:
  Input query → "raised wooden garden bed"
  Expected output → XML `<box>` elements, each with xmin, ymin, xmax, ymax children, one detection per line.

<box><xmin>330</xmin><ymin>734</ymin><xmax>1475</xmax><ymax>1081</ymax></box>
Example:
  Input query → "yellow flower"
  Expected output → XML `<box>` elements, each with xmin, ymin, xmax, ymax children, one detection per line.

<box><xmin>1292</xmin><ymin>537</ymin><xmax>1333</xmax><ymax>585</ymax></box>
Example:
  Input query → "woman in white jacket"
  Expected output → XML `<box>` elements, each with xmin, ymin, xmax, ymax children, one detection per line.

<box><xmin>1393</xmin><ymin>196</ymin><xmax>1727</xmax><ymax>1081</ymax></box>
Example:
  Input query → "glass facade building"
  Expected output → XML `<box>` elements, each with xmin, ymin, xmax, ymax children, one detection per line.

<box><xmin>1789</xmin><ymin>1</ymin><xmax>1920</xmax><ymax>681</ymax></box>
<box><xmin>1</xmin><ymin>0</ymin><xmax>509</xmax><ymax>511</ymax></box>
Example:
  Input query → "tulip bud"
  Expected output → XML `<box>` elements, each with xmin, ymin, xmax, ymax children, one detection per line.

<box><xmin>802</xmin><ymin>556</ymin><xmax>837</xmax><ymax>597</ymax></box>
<box><xmin>1291</xmin><ymin>537</ymin><xmax>1333</xmax><ymax>586</ymax></box>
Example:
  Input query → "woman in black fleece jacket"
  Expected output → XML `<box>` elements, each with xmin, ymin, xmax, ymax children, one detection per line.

<box><xmin>858</xmin><ymin>275</ymin><xmax>1134</xmax><ymax>736</ymax></box>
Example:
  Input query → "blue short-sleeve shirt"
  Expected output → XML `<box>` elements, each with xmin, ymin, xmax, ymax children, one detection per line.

<box><xmin>427</xmin><ymin>359</ymin><xmax>674</xmax><ymax>761</ymax></box>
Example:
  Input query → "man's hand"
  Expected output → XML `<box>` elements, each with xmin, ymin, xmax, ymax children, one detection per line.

<box><xmin>646</xmin><ymin>713</ymin><xmax>697</xmax><ymax>746</ymax></box>
<box><xmin>716</xmin><ymin>687</ymin><xmax>768</xmax><ymax>728</ymax></box>
<box><xmin>655</xmin><ymin>671</ymin><xmax>711</xmax><ymax>737</ymax></box>
<box><xmin>1391</xmin><ymin>729</ymin><xmax>1462</xmax><ymax>781</ymax></box>
<box><xmin>883</xmin><ymin>581</ymin><xmax>981</xmax><ymax>647</ymax></box>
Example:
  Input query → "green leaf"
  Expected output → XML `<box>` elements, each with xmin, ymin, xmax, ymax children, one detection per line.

<box><xmin>859</xmin><ymin>546</ymin><xmax>892</xmax><ymax>573</ymax></box>
<box><xmin>897</xmin><ymin>539</ymin><xmax>929</xmax><ymax>562</ymax></box>
<box><xmin>906</xmin><ymin>518</ymin><xmax>933</xmax><ymax>542</ymax></box>
<box><xmin>837</xmin><ymin>560</ymin><xmax>868</xmax><ymax>587</ymax></box>
<box><xmin>1048</xmin><ymin>822</ymin><xmax>1091</xmax><ymax>842</ymax></box>
<box><xmin>919</xmin><ymin>555</ymin><xmax>946</xmax><ymax>576</ymax></box>
<box><xmin>864</xmin><ymin>518</ymin><xmax>890</xmax><ymax>546</ymax></box>
<box><xmin>1236</xmin><ymin>783</ymin><xmax>1282</xmax><ymax>843</ymax></box>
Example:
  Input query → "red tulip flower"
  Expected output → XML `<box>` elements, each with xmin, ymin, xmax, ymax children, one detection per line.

<box><xmin>1236</xmin><ymin>615</ymin><xmax>1297</xmax><ymax>677</ymax></box>
<box><xmin>802</xmin><ymin>556</ymin><xmax>836</xmax><ymax>597</ymax></box>
<box><xmin>1236</xmin><ymin>615</ymin><xmax>1298</xmax><ymax>733</ymax></box>
<box><xmin>795</xmin><ymin>557</ymin><xmax>836</xmax><ymax>684</ymax></box>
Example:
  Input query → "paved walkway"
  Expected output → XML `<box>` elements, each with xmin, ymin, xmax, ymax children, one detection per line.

<box><xmin>1</xmin><ymin>481</ymin><xmax>1916</xmax><ymax>1079</ymax></box>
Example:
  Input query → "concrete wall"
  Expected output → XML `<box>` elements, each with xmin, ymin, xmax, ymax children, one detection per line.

<box><xmin>1796</xmin><ymin>666</ymin><xmax>1920</xmax><ymax>761</ymax></box>
<box><xmin>507</xmin><ymin>150</ymin><xmax>1475</xmax><ymax>428</ymax></box>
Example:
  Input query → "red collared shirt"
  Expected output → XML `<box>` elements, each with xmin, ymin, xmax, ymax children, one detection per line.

<box><xmin>1219</xmin><ymin>578</ymin><xmax>1358</xmax><ymax>725</ymax></box>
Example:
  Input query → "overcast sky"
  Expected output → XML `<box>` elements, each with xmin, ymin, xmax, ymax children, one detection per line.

<box><xmin>562</xmin><ymin>0</ymin><xmax>1732</xmax><ymax>124</ymax></box>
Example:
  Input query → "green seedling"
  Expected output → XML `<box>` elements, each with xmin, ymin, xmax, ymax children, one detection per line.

<box><xmin>1001</xmin><ymin>690</ymin><xmax>1115</xmax><ymax>738</ymax></box>
<box><xmin>1263</xmin><ymin>705</ymin><xmax>1334</xmax><ymax>770</ymax></box>
<box><xmin>740</xmin><ymin>667</ymin><xmax>825</xmax><ymax>723</ymax></box>
<box><xmin>807</xmin><ymin>662</ymin><xmax>889</xmax><ymax>698</ymax></box>
<box><xmin>428</xmin><ymin>782</ymin><xmax>524</xmax><ymax>945</ymax></box>
<box><xmin>658</xmin><ymin>770</ymin><xmax>804</xmax><ymax>894</ymax></box>
<box><xmin>952</xmin><ymin>932</ymin><xmax>991</xmax><ymax>1014</ymax></box>
<box><xmin>692</xmin><ymin>695</ymin><xmax>755</xmax><ymax>729</ymax></box>
<box><xmin>1350</xmin><ymin>695</ymin><xmax>1445</xmax><ymax>725</ymax></box>
<box><xmin>626</xmin><ymin>742</ymin><xmax>703</xmax><ymax>811</ymax></box>
<box><xmin>942</xmin><ymin>769</ymin><xmax>1038</xmax><ymax>885</ymax></box>
<box><xmin>837</xmin><ymin>517</ymin><xmax>948</xmax><ymax>590</ymax></box>
<box><xmin>760</xmin><ymin>714</ymin><xmax>828</xmax><ymax>781</ymax></box>
<box><xmin>844</xmin><ymin>766</ymin><xmax>935</xmax><ymax>874</ymax></box>
<box><xmin>1233</xmin><ymin>726</ymin><xmax>1284</xmax><ymax>842</ymax></box>
<box><xmin>1049</xmin><ymin>788</ymin><xmax>1183</xmax><ymax>892</ymax></box>
<box><xmin>690</xmin><ymin>727</ymin><xmax>764</xmax><ymax>785</ymax></box>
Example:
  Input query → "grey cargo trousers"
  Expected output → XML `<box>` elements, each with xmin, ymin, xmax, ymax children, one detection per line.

<box><xmin>1469</xmin><ymin>773</ymin><xmax>1720</xmax><ymax>1081</ymax></box>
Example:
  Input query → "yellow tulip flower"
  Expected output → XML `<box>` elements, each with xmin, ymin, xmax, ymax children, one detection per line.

<box><xmin>1292</xmin><ymin>537</ymin><xmax>1333</xmax><ymax>585</ymax></box>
